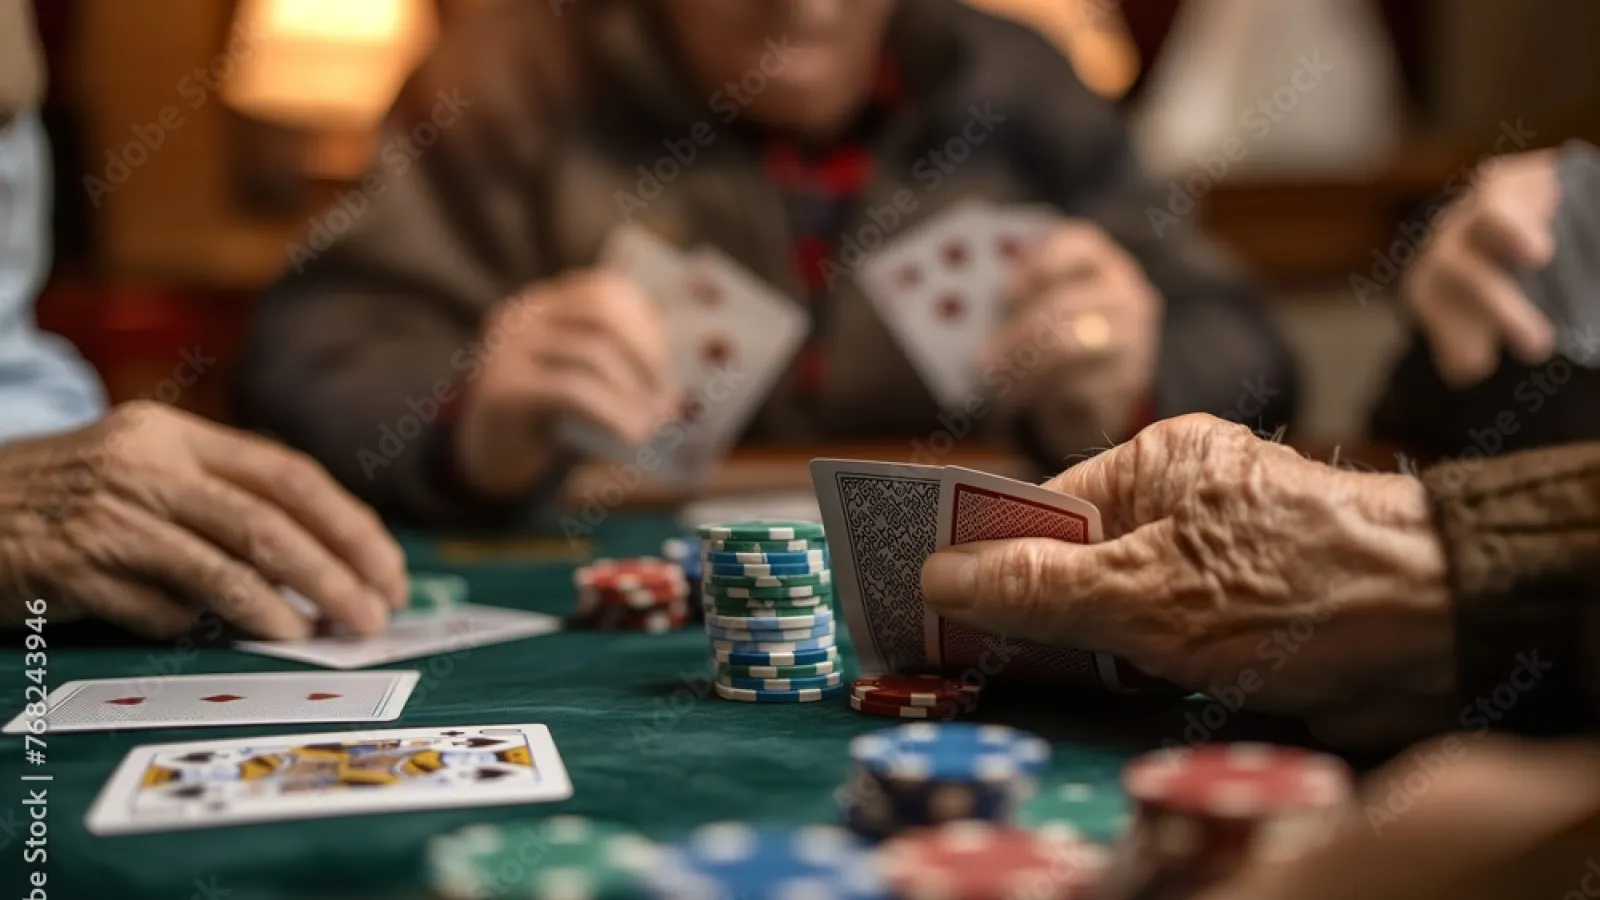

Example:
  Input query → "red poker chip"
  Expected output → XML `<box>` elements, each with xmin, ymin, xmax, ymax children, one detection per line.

<box><xmin>851</xmin><ymin>674</ymin><xmax>979</xmax><ymax>710</ymax></box>
<box><xmin>880</xmin><ymin>822</ymin><xmax>1107</xmax><ymax>900</ymax></box>
<box><xmin>585</xmin><ymin>604</ymin><xmax>688</xmax><ymax>633</ymax></box>
<box><xmin>573</xmin><ymin>558</ymin><xmax>686</xmax><ymax>591</ymax></box>
<box><xmin>848</xmin><ymin>695</ymin><xmax>964</xmax><ymax>720</ymax></box>
<box><xmin>1122</xmin><ymin>743</ymin><xmax>1352</xmax><ymax>820</ymax></box>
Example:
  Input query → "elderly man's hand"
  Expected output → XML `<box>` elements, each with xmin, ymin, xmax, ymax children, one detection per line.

<box><xmin>1404</xmin><ymin>150</ymin><xmax>1560</xmax><ymax>386</ymax></box>
<box><xmin>0</xmin><ymin>403</ymin><xmax>408</xmax><ymax>639</ymax></box>
<box><xmin>920</xmin><ymin>414</ymin><xmax>1455</xmax><ymax>747</ymax></box>
<box><xmin>981</xmin><ymin>220</ymin><xmax>1162</xmax><ymax>445</ymax></box>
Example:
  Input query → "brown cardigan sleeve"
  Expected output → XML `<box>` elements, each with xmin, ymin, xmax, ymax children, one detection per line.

<box><xmin>1421</xmin><ymin>443</ymin><xmax>1600</xmax><ymax>734</ymax></box>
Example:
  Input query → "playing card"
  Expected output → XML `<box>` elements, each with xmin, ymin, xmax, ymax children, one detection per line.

<box><xmin>810</xmin><ymin>459</ymin><xmax>945</xmax><ymax>676</ymax></box>
<box><xmin>931</xmin><ymin>466</ymin><xmax>1127</xmax><ymax>689</ymax></box>
<box><xmin>3</xmin><ymin>671</ymin><xmax>419</xmax><ymax>734</ymax></box>
<box><xmin>233</xmin><ymin>605</ymin><xmax>562</xmax><ymax>669</ymax></box>
<box><xmin>561</xmin><ymin>224</ymin><xmax>812</xmax><ymax>483</ymax></box>
<box><xmin>859</xmin><ymin>201</ymin><xmax>1008</xmax><ymax>410</ymax></box>
<box><xmin>85</xmin><ymin>723</ymin><xmax>571</xmax><ymax>835</ymax></box>
<box><xmin>651</xmin><ymin>246</ymin><xmax>810</xmax><ymax>484</ymax></box>
<box><xmin>987</xmin><ymin>203</ymin><xmax>1061</xmax><ymax>269</ymax></box>
<box><xmin>1546</xmin><ymin>141</ymin><xmax>1600</xmax><ymax>367</ymax></box>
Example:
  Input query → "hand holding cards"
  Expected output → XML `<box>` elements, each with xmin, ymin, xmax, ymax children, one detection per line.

<box><xmin>811</xmin><ymin>458</ymin><xmax>1169</xmax><ymax>693</ymax></box>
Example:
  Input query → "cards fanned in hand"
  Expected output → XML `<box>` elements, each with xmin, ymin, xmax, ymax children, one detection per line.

<box><xmin>3</xmin><ymin>671</ymin><xmax>419</xmax><ymax>734</ymax></box>
<box><xmin>812</xmin><ymin>458</ymin><xmax>1166</xmax><ymax>693</ymax></box>
<box><xmin>559</xmin><ymin>223</ymin><xmax>811</xmax><ymax>484</ymax></box>
<box><xmin>1519</xmin><ymin>140</ymin><xmax>1600</xmax><ymax>367</ymax></box>
<box><xmin>85</xmin><ymin>723</ymin><xmax>571</xmax><ymax>835</ymax></box>
<box><xmin>234</xmin><ymin>604</ymin><xmax>561</xmax><ymax>669</ymax></box>
<box><xmin>858</xmin><ymin>201</ymin><xmax>1059</xmax><ymax>410</ymax></box>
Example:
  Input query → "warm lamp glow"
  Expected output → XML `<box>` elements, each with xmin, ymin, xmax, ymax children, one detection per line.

<box><xmin>223</xmin><ymin>0</ymin><xmax>438</xmax><ymax>129</ymax></box>
<box><xmin>966</xmin><ymin>0</ymin><xmax>1140</xmax><ymax>98</ymax></box>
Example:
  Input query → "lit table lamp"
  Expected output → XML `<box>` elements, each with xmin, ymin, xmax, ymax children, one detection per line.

<box><xmin>221</xmin><ymin>0</ymin><xmax>438</xmax><ymax>208</ymax></box>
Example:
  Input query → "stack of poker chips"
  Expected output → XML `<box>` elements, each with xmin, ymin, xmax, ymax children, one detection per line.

<box><xmin>572</xmin><ymin>558</ymin><xmax>690</xmax><ymax>632</ymax></box>
<box><xmin>659</xmin><ymin>537</ymin><xmax>704</xmax><ymax>621</ymax></box>
<box><xmin>876</xmin><ymin>821</ymin><xmax>1108</xmax><ymax>900</ymax></box>
<box><xmin>642</xmin><ymin>823</ymin><xmax>885</xmax><ymax>900</ymax></box>
<box><xmin>841</xmin><ymin>722</ymin><xmax>1049</xmax><ymax>840</ymax></box>
<box><xmin>849</xmin><ymin>675</ymin><xmax>981</xmax><ymax>720</ymax></box>
<box><xmin>1097</xmin><ymin>743</ymin><xmax>1353</xmax><ymax>900</ymax></box>
<box><xmin>427</xmin><ymin>816</ymin><xmax>663</xmax><ymax>900</ymax></box>
<box><xmin>695</xmin><ymin>520</ymin><xmax>843</xmax><ymax>703</ymax></box>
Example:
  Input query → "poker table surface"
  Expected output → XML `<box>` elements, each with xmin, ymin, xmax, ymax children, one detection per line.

<box><xmin>0</xmin><ymin>506</ymin><xmax>1319</xmax><ymax>900</ymax></box>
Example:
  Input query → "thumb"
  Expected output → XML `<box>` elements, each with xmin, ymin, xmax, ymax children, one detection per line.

<box><xmin>920</xmin><ymin>531</ymin><xmax>1168</xmax><ymax>652</ymax></box>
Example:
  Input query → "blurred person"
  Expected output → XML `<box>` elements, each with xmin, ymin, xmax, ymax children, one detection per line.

<box><xmin>921</xmin><ymin>414</ymin><xmax>1599</xmax><ymax>749</ymax></box>
<box><xmin>236</xmin><ymin>0</ymin><xmax>1298</xmax><ymax>526</ymax></box>
<box><xmin>1372</xmin><ymin>147</ymin><xmax>1600</xmax><ymax>457</ymax></box>
<box><xmin>0</xmin><ymin>0</ymin><xmax>408</xmax><ymax>640</ymax></box>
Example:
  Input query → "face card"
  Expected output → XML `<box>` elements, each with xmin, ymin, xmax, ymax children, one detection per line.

<box><xmin>859</xmin><ymin>202</ymin><xmax>1007</xmax><ymax>410</ymax></box>
<box><xmin>234</xmin><ymin>605</ymin><xmax>562</xmax><ymax>669</ymax></box>
<box><xmin>3</xmin><ymin>671</ymin><xmax>419</xmax><ymax>735</ymax></box>
<box><xmin>85</xmin><ymin>723</ymin><xmax>571</xmax><ymax>835</ymax></box>
<box><xmin>931</xmin><ymin>467</ymin><xmax>1153</xmax><ymax>693</ymax></box>
<box><xmin>809</xmin><ymin>459</ymin><xmax>945</xmax><ymax>677</ymax></box>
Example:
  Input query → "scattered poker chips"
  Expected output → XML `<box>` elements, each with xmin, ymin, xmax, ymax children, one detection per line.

<box><xmin>642</xmin><ymin>823</ymin><xmax>885</xmax><ymax>900</ymax></box>
<box><xmin>851</xmin><ymin>675</ymin><xmax>980</xmax><ymax>719</ymax></box>
<box><xmin>408</xmin><ymin>572</ymin><xmax>468</xmax><ymax>612</ymax></box>
<box><xmin>841</xmin><ymin>723</ymin><xmax>1049</xmax><ymax>839</ymax></box>
<box><xmin>426</xmin><ymin>816</ymin><xmax>661</xmax><ymax>900</ymax></box>
<box><xmin>878</xmin><ymin>822</ymin><xmax>1108</xmax><ymax>900</ymax></box>
<box><xmin>695</xmin><ymin>521</ymin><xmax>838</xmax><ymax>701</ymax></box>
<box><xmin>1099</xmin><ymin>743</ymin><xmax>1354</xmax><ymax>900</ymax></box>
<box><xmin>572</xmin><ymin>557</ymin><xmax>690</xmax><ymax>632</ymax></box>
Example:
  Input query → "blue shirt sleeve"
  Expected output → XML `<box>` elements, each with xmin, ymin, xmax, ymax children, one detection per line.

<box><xmin>0</xmin><ymin>110</ymin><xmax>105</xmax><ymax>443</ymax></box>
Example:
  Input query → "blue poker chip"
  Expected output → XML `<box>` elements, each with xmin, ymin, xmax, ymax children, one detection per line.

<box><xmin>707</xmin><ymin>560</ymin><xmax>830</xmax><ymax>577</ymax></box>
<box><xmin>644</xmin><ymin>823</ymin><xmax>884</xmax><ymax>899</ymax></box>
<box><xmin>712</xmin><ymin>682</ymin><xmax>848</xmax><ymax>703</ymax></box>
<box><xmin>701</xmin><ymin>549</ymin><xmax>830</xmax><ymax>566</ymax></box>
<box><xmin>705</xmin><ymin>621</ymin><xmax>835</xmax><ymax>643</ymax></box>
<box><xmin>711</xmin><ymin>635</ymin><xmax>836</xmax><ymax>654</ymax></box>
<box><xmin>717</xmin><ymin>672</ymin><xmax>842</xmax><ymax>692</ymax></box>
<box><xmin>714</xmin><ymin>645</ymin><xmax>837</xmax><ymax>666</ymax></box>
<box><xmin>705</xmin><ymin>610</ymin><xmax>833</xmax><ymax>631</ymax></box>
<box><xmin>849</xmin><ymin>722</ymin><xmax>1051</xmax><ymax>784</ymax></box>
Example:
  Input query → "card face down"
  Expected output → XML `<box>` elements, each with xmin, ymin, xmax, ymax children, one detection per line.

<box><xmin>85</xmin><ymin>723</ymin><xmax>572</xmax><ymax>835</ymax></box>
<box><xmin>4</xmin><ymin>671</ymin><xmax>420</xmax><ymax>734</ymax></box>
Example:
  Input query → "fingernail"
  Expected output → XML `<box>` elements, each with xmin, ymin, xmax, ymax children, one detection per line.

<box><xmin>922</xmin><ymin>550</ymin><xmax>977</xmax><ymax>610</ymax></box>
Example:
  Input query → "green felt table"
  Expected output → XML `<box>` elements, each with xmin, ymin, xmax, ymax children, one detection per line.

<box><xmin>0</xmin><ymin>511</ymin><xmax>1304</xmax><ymax>900</ymax></box>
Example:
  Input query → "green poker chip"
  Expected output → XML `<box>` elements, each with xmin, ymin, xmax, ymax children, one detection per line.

<box><xmin>696</xmin><ymin>519</ymin><xmax>826</xmax><ymax>542</ymax></box>
<box><xmin>702</xmin><ymin>585</ymin><xmax>833</xmax><ymax>603</ymax></box>
<box><xmin>408</xmin><ymin>572</ymin><xmax>468</xmax><ymax>612</ymax></box>
<box><xmin>704</xmin><ymin>570</ymin><xmax>832</xmax><ymax>590</ymax></box>
<box><xmin>703</xmin><ymin>538</ymin><xmax>827</xmax><ymax>553</ymax></box>
<box><xmin>717</xmin><ymin>656</ymin><xmax>841</xmax><ymax>679</ymax></box>
<box><xmin>426</xmin><ymin>817</ymin><xmax>660</xmax><ymax>900</ymax></box>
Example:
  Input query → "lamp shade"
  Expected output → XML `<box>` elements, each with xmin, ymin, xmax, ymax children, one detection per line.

<box><xmin>222</xmin><ymin>0</ymin><xmax>438</xmax><ymax>129</ymax></box>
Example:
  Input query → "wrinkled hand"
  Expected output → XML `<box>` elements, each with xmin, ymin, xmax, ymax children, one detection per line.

<box><xmin>454</xmin><ymin>270</ymin><xmax>680</xmax><ymax>498</ymax></box>
<box><xmin>920</xmin><ymin>414</ymin><xmax>1455</xmax><ymax>747</ymax></box>
<box><xmin>1196</xmin><ymin>734</ymin><xmax>1600</xmax><ymax>900</ymax></box>
<box><xmin>0</xmin><ymin>403</ymin><xmax>408</xmax><ymax>640</ymax></box>
<box><xmin>981</xmin><ymin>220</ymin><xmax>1161</xmax><ymax>443</ymax></box>
<box><xmin>1404</xmin><ymin>150</ymin><xmax>1560</xmax><ymax>386</ymax></box>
